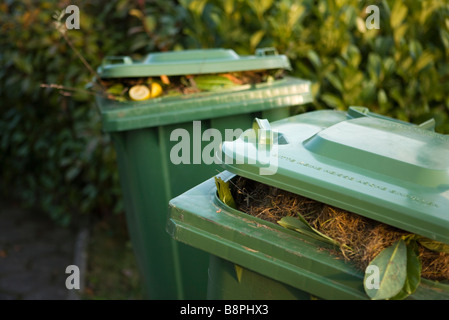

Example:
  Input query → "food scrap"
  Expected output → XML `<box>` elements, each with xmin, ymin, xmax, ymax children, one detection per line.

<box><xmin>99</xmin><ymin>69</ymin><xmax>285</xmax><ymax>102</ymax></box>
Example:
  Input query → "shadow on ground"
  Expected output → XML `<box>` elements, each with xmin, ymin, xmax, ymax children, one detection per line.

<box><xmin>0</xmin><ymin>199</ymin><xmax>78</xmax><ymax>299</ymax></box>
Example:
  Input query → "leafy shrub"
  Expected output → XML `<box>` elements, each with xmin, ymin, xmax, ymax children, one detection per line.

<box><xmin>0</xmin><ymin>0</ymin><xmax>182</xmax><ymax>225</ymax></box>
<box><xmin>181</xmin><ymin>0</ymin><xmax>449</xmax><ymax>132</ymax></box>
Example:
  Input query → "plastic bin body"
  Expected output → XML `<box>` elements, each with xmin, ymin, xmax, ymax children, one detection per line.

<box><xmin>167</xmin><ymin>171</ymin><xmax>449</xmax><ymax>300</ymax></box>
<box><xmin>95</xmin><ymin>49</ymin><xmax>312</xmax><ymax>299</ymax></box>
<box><xmin>167</xmin><ymin>108</ymin><xmax>449</xmax><ymax>300</ymax></box>
<box><xmin>207</xmin><ymin>255</ymin><xmax>311</xmax><ymax>300</ymax></box>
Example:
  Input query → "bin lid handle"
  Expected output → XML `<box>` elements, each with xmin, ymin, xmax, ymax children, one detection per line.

<box><xmin>252</xmin><ymin>118</ymin><xmax>288</xmax><ymax>146</ymax></box>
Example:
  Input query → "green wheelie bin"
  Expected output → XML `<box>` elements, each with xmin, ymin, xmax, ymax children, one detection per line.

<box><xmin>167</xmin><ymin>107</ymin><xmax>449</xmax><ymax>300</ymax></box>
<box><xmin>94</xmin><ymin>48</ymin><xmax>313</xmax><ymax>299</ymax></box>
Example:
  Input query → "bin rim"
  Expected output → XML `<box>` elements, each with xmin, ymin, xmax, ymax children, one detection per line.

<box><xmin>96</xmin><ymin>76</ymin><xmax>312</xmax><ymax>132</ymax></box>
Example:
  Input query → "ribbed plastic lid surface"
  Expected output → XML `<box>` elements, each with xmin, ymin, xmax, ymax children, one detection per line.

<box><xmin>220</xmin><ymin>107</ymin><xmax>449</xmax><ymax>244</ymax></box>
<box><xmin>97</xmin><ymin>48</ymin><xmax>291</xmax><ymax>78</ymax></box>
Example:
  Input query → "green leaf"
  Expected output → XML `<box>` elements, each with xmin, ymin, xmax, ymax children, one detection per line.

<box><xmin>394</xmin><ymin>24</ymin><xmax>408</xmax><ymax>44</ymax></box>
<box><xmin>223</xmin><ymin>0</ymin><xmax>234</xmax><ymax>16</ymax></box>
<box><xmin>440</xmin><ymin>29</ymin><xmax>449</xmax><ymax>50</ymax></box>
<box><xmin>144</xmin><ymin>15</ymin><xmax>157</xmax><ymax>32</ymax></box>
<box><xmin>234</xmin><ymin>264</ymin><xmax>243</xmax><ymax>283</ymax></box>
<box><xmin>417</xmin><ymin>237</ymin><xmax>449</xmax><ymax>254</ymax></box>
<box><xmin>65</xmin><ymin>166</ymin><xmax>81</xmax><ymax>182</ymax></box>
<box><xmin>13</xmin><ymin>55</ymin><xmax>32</xmax><ymax>74</ymax></box>
<box><xmin>391</xmin><ymin>240</ymin><xmax>421</xmax><ymax>300</ymax></box>
<box><xmin>277</xmin><ymin>215</ymin><xmax>339</xmax><ymax>246</ymax></box>
<box><xmin>249</xmin><ymin>0</ymin><xmax>273</xmax><ymax>19</ymax></box>
<box><xmin>188</xmin><ymin>0</ymin><xmax>207</xmax><ymax>16</ymax></box>
<box><xmin>214</xmin><ymin>177</ymin><xmax>236</xmax><ymax>209</ymax></box>
<box><xmin>278</xmin><ymin>216</ymin><xmax>324</xmax><ymax>241</ymax></box>
<box><xmin>129</xmin><ymin>9</ymin><xmax>144</xmax><ymax>20</ymax></box>
<box><xmin>106</xmin><ymin>83</ymin><xmax>124</xmax><ymax>96</ymax></box>
<box><xmin>378</xmin><ymin>89</ymin><xmax>388</xmax><ymax>106</ymax></box>
<box><xmin>390</xmin><ymin>1</ymin><xmax>408</xmax><ymax>30</ymax></box>
<box><xmin>368</xmin><ymin>53</ymin><xmax>382</xmax><ymax>82</ymax></box>
<box><xmin>414</xmin><ymin>51</ymin><xmax>434</xmax><ymax>73</ymax></box>
<box><xmin>356</xmin><ymin>16</ymin><xmax>366</xmax><ymax>33</ymax></box>
<box><xmin>250</xmin><ymin>30</ymin><xmax>265</xmax><ymax>51</ymax></box>
<box><xmin>307</xmin><ymin>50</ymin><xmax>321</xmax><ymax>70</ymax></box>
<box><xmin>294</xmin><ymin>214</ymin><xmax>339</xmax><ymax>246</ymax></box>
<box><xmin>321</xmin><ymin>93</ymin><xmax>345</xmax><ymax>110</ymax></box>
<box><xmin>409</xmin><ymin>40</ymin><xmax>423</xmax><ymax>60</ymax></box>
<box><xmin>287</xmin><ymin>3</ymin><xmax>304</xmax><ymax>29</ymax></box>
<box><xmin>364</xmin><ymin>239</ymin><xmax>407</xmax><ymax>300</ymax></box>
<box><xmin>325</xmin><ymin>73</ymin><xmax>343</xmax><ymax>92</ymax></box>
<box><xmin>343</xmin><ymin>45</ymin><xmax>361</xmax><ymax>68</ymax></box>
<box><xmin>194</xmin><ymin>75</ymin><xmax>237</xmax><ymax>91</ymax></box>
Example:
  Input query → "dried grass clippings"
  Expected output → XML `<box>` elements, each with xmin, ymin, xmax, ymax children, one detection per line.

<box><xmin>231</xmin><ymin>176</ymin><xmax>449</xmax><ymax>281</ymax></box>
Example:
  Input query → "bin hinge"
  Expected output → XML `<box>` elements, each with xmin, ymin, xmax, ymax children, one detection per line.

<box><xmin>101</xmin><ymin>56</ymin><xmax>133</xmax><ymax>66</ymax></box>
<box><xmin>255</xmin><ymin>47</ymin><xmax>278</xmax><ymax>56</ymax></box>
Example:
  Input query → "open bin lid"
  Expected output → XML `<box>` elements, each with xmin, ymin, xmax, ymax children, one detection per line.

<box><xmin>219</xmin><ymin>106</ymin><xmax>449</xmax><ymax>245</ymax></box>
<box><xmin>97</xmin><ymin>47</ymin><xmax>291</xmax><ymax>79</ymax></box>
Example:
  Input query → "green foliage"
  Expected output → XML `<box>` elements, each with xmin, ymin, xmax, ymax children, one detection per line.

<box><xmin>180</xmin><ymin>0</ymin><xmax>449</xmax><ymax>133</ymax></box>
<box><xmin>1</xmin><ymin>0</ymin><xmax>448</xmax><ymax>225</ymax></box>
<box><xmin>363</xmin><ymin>238</ymin><xmax>423</xmax><ymax>300</ymax></box>
<box><xmin>364</xmin><ymin>239</ymin><xmax>408</xmax><ymax>300</ymax></box>
<box><xmin>417</xmin><ymin>237</ymin><xmax>449</xmax><ymax>254</ymax></box>
<box><xmin>214</xmin><ymin>177</ymin><xmax>236</xmax><ymax>209</ymax></box>
<box><xmin>363</xmin><ymin>234</ymin><xmax>449</xmax><ymax>300</ymax></box>
<box><xmin>0</xmin><ymin>0</ymin><xmax>182</xmax><ymax>225</ymax></box>
<box><xmin>391</xmin><ymin>239</ymin><xmax>421</xmax><ymax>300</ymax></box>
<box><xmin>278</xmin><ymin>215</ymin><xmax>340</xmax><ymax>247</ymax></box>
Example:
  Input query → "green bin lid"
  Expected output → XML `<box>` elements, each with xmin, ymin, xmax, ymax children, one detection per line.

<box><xmin>97</xmin><ymin>47</ymin><xmax>291</xmax><ymax>79</ymax></box>
<box><xmin>219</xmin><ymin>106</ymin><xmax>449</xmax><ymax>244</ymax></box>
